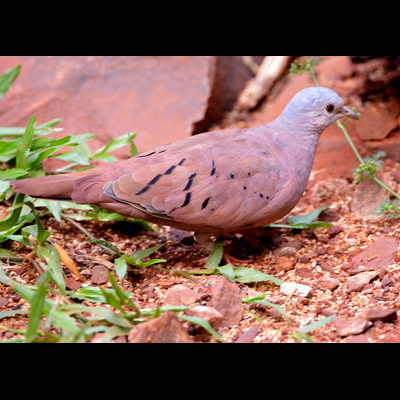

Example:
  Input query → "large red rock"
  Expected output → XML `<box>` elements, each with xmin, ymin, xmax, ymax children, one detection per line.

<box><xmin>0</xmin><ymin>56</ymin><xmax>261</xmax><ymax>159</ymax></box>
<box><xmin>0</xmin><ymin>56</ymin><xmax>217</xmax><ymax>156</ymax></box>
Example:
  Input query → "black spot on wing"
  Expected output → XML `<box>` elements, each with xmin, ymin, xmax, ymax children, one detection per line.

<box><xmin>137</xmin><ymin>151</ymin><xmax>156</xmax><ymax>158</ymax></box>
<box><xmin>183</xmin><ymin>173</ymin><xmax>197</xmax><ymax>192</ymax></box>
<box><xmin>164</xmin><ymin>165</ymin><xmax>177</xmax><ymax>175</ymax></box>
<box><xmin>147</xmin><ymin>174</ymin><xmax>163</xmax><ymax>186</ymax></box>
<box><xmin>181</xmin><ymin>192</ymin><xmax>192</xmax><ymax>208</ymax></box>
<box><xmin>201</xmin><ymin>197</ymin><xmax>211</xmax><ymax>210</ymax></box>
<box><xmin>210</xmin><ymin>160</ymin><xmax>216</xmax><ymax>177</ymax></box>
<box><xmin>135</xmin><ymin>186</ymin><xmax>152</xmax><ymax>196</ymax></box>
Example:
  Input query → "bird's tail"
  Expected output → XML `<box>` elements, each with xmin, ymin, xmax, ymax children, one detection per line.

<box><xmin>10</xmin><ymin>170</ymin><xmax>95</xmax><ymax>201</ymax></box>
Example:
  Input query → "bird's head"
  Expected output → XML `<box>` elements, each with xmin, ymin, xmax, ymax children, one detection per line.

<box><xmin>279</xmin><ymin>87</ymin><xmax>359</xmax><ymax>133</ymax></box>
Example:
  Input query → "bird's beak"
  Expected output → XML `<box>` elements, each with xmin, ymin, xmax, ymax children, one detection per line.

<box><xmin>342</xmin><ymin>107</ymin><xmax>360</xmax><ymax>120</ymax></box>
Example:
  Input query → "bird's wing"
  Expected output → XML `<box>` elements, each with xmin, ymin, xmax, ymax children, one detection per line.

<box><xmin>104</xmin><ymin>129</ymin><xmax>284</xmax><ymax>231</ymax></box>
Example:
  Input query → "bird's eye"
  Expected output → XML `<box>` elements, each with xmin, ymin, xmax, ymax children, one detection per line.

<box><xmin>326</xmin><ymin>104</ymin><xmax>335</xmax><ymax>113</ymax></box>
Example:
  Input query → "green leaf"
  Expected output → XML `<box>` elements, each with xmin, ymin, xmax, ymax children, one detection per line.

<box><xmin>26</xmin><ymin>271</ymin><xmax>51</xmax><ymax>343</ymax></box>
<box><xmin>267</xmin><ymin>206</ymin><xmax>331</xmax><ymax>230</ymax></box>
<box><xmin>0</xmin><ymin>193</ymin><xmax>25</xmax><ymax>232</ymax></box>
<box><xmin>0</xmin><ymin>249</ymin><xmax>17</xmax><ymax>258</ymax></box>
<box><xmin>24</xmin><ymin>202</ymin><xmax>51</xmax><ymax>245</ymax></box>
<box><xmin>107</xmin><ymin>272</ymin><xmax>142</xmax><ymax>316</ymax></box>
<box><xmin>0</xmin><ymin>310</ymin><xmax>29</xmax><ymax>321</ymax></box>
<box><xmin>122</xmin><ymin>244</ymin><xmax>167</xmax><ymax>275</ymax></box>
<box><xmin>288</xmin><ymin>205</ymin><xmax>330</xmax><ymax>226</ymax></box>
<box><xmin>61</xmin><ymin>304</ymin><xmax>132</xmax><ymax>329</ymax></box>
<box><xmin>128</xmin><ymin>243</ymin><xmax>166</xmax><ymax>261</ymax></box>
<box><xmin>0</xmin><ymin>65</ymin><xmax>21</xmax><ymax>99</ymax></box>
<box><xmin>297</xmin><ymin>315</ymin><xmax>337</xmax><ymax>334</ymax></box>
<box><xmin>216</xmin><ymin>265</ymin><xmax>236</xmax><ymax>281</ymax></box>
<box><xmin>91</xmin><ymin>133</ymin><xmax>137</xmax><ymax>159</ymax></box>
<box><xmin>115</xmin><ymin>257</ymin><xmax>129</xmax><ymax>281</ymax></box>
<box><xmin>232</xmin><ymin>267</ymin><xmax>284</xmax><ymax>286</ymax></box>
<box><xmin>36</xmin><ymin>244</ymin><xmax>66</xmax><ymax>296</ymax></box>
<box><xmin>0</xmin><ymin>119</ymin><xmax>61</xmax><ymax>139</ymax></box>
<box><xmin>205</xmin><ymin>237</ymin><xmax>224</xmax><ymax>269</ymax></box>
<box><xmin>179</xmin><ymin>315</ymin><xmax>224</xmax><ymax>342</ymax></box>
<box><xmin>16</xmin><ymin>115</ymin><xmax>37</xmax><ymax>170</ymax></box>
<box><xmin>51</xmin><ymin>310</ymin><xmax>83</xmax><ymax>341</ymax></box>
<box><xmin>89</xmin><ymin>239</ymin><xmax>124</xmax><ymax>256</ymax></box>
<box><xmin>0</xmin><ymin>138</ymin><xmax>20</xmax><ymax>154</ymax></box>
<box><xmin>68</xmin><ymin>286</ymin><xmax>133</xmax><ymax>304</ymax></box>
<box><xmin>243</xmin><ymin>293</ymin><xmax>290</xmax><ymax>323</ymax></box>
<box><xmin>0</xmin><ymin>168</ymin><xmax>27</xmax><ymax>180</ymax></box>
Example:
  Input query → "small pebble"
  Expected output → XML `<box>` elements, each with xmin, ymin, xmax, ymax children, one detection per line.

<box><xmin>280</xmin><ymin>282</ymin><xmax>312</xmax><ymax>298</ymax></box>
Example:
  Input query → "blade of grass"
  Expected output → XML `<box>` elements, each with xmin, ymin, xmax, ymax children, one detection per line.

<box><xmin>0</xmin><ymin>119</ymin><xmax>62</xmax><ymax>138</ymax></box>
<box><xmin>297</xmin><ymin>315</ymin><xmax>337</xmax><ymax>334</ymax></box>
<box><xmin>16</xmin><ymin>115</ymin><xmax>37</xmax><ymax>171</ymax></box>
<box><xmin>25</xmin><ymin>271</ymin><xmax>51</xmax><ymax>343</ymax></box>
<box><xmin>205</xmin><ymin>237</ymin><xmax>224</xmax><ymax>269</ymax></box>
<box><xmin>178</xmin><ymin>315</ymin><xmax>224</xmax><ymax>342</ymax></box>
<box><xmin>0</xmin><ymin>65</ymin><xmax>21</xmax><ymax>98</ymax></box>
<box><xmin>107</xmin><ymin>272</ymin><xmax>142</xmax><ymax>317</ymax></box>
<box><xmin>0</xmin><ymin>193</ymin><xmax>25</xmax><ymax>232</ymax></box>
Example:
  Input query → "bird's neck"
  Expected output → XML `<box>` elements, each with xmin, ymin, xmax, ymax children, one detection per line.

<box><xmin>275</xmin><ymin>112</ymin><xmax>325</xmax><ymax>138</ymax></box>
<box><xmin>267</xmin><ymin>118</ymin><xmax>322</xmax><ymax>182</ymax></box>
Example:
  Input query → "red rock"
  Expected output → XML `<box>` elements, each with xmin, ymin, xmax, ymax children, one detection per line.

<box><xmin>360</xmin><ymin>308</ymin><xmax>398</xmax><ymax>323</ymax></box>
<box><xmin>0</xmin><ymin>56</ymin><xmax>216</xmax><ymax>156</ymax></box>
<box><xmin>0</xmin><ymin>297</ymin><xmax>8</xmax><ymax>308</ymax></box>
<box><xmin>163</xmin><ymin>285</ymin><xmax>203</xmax><ymax>306</ymax></box>
<box><xmin>209</xmin><ymin>277</ymin><xmax>244</xmax><ymax>328</ymax></box>
<box><xmin>347</xmin><ymin>271</ymin><xmax>380</xmax><ymax>293</ymax></box>
<box><xmin>275</xmin><ymin>257</ymin><xmax>295</xmax><ymax>272</ymax></box>
<box><xmin>234</xmin><ymin>326</ymin><xmax>261</xmax><ymax>344</ymax></box>
<box><xmin>335</xmin><ymin>318</ymin><xmax>373</xmax><ymax>337</ymax></box>
<box><xmin>347</xmin><ymin>334</ymin><xmax>371</xmax><ymax>344</ymax></box>
<box><xmin>351</xmin><ymin>174</ymin><xmax>396</xmax><ymax>221</ymax></box>
<box><xmin>65</xmin><ymin>276</ymin><xmax>82</xmax><ymax>291</ymax></box>
<box><xmin>91</xmin><ymin>266</ymin><xmax>109</xmax><ymax>285</ymax></box>
<box><xmin>128</xmin><ymin>311</ymin><xmax>192</xmax><ymax>343</ymax></box>
<box><xmin>0</xmin><ymin>56</ymin><xmax>260</xmax><ymax>159</ymax></box>
<box><xmin>274</xmin><ymin>239</ymin><xmax>303</xmax><ymax>258</ymax></box>
<box><xmin>351</xmin><ymin>237</ymin><xmax>399</xmax><ymax>270</ymax></box>
<box><xmin>317</xmin><ymin>277</ymin><xmax>340</xmax><ymax>292</ymax></box>
<box><xmin>352</xmin><ymin>98</ymin><xmax>400</xmax><ymax>141</ymax></box>
<box><xmin>185</xmin><ymin>306</ymin><xmax>222</xmax><ymax>329</ymax></box>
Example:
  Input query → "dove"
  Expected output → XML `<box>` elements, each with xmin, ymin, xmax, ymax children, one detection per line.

<box><xmin>11</xmin><ymin>87</ymin><xmax>359</xmax><ymax>253</ymax></box>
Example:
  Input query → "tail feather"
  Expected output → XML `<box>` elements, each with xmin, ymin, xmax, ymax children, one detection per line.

<box><xmin>10</xmin><ymin>159</ymin><xmax>135</xmax><ymax>204</ymax></box>
<box><xmin>10</xmin><ymin>169</ymin><xmax>97</xmax><ymax>201</ymax></box>
<box><xmin>10</xmin><ymin>175</ymin><xmax>75</xmax><ymax>200</ymax></box>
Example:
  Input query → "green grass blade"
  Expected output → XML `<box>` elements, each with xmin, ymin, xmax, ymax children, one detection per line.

<box><xmin>0</xmin><ymin>65</ymin><xmax>21</xmax><ymax>99</ymax></box>
<box><xmin>107</xmin><ymin>272</ymin><xmax>142</xmax><ymax>316</ymax></box>
<box><xmin>0</xmin><ymin>168</ymin><xmax>27</xmax><ymax>180</ymax></box>
<box><xmin>297</xmin><ymin>315</ymin><xmax>337</xmax><ymax>334</ymax></box>
<box><xmin>205</xmin><ymin>237</ymin><xmax>224</xmax><ymax>269</ymax></box>
<box><xmin>0</xmin><ymin>193</ymin><xmax>25</xmax><ymax>232</ymax></box>
<box><xmin>25</xmin><ymin>272</ymin><xmax>51</xmax><ymax>343</ymax></box>
<box><xmin>0</xmin><ymin>119</ymin><xmax>62</xmax><ymax>138</ymax></box>
<box><xmin>16</xmin><ymin>115</ymin><xmax>36</xmax><ymax>170</ymax></box>
<box><xmin>179</xmin><ymin>315</ymin><xmax>224</xmax><ymax>342</ymax></box>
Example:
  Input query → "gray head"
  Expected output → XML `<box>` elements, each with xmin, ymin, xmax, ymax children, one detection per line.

<box><xmin>278</xmin><ymin>87</ymin><xmax>359</xmax><ymax>133</ymax></box>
